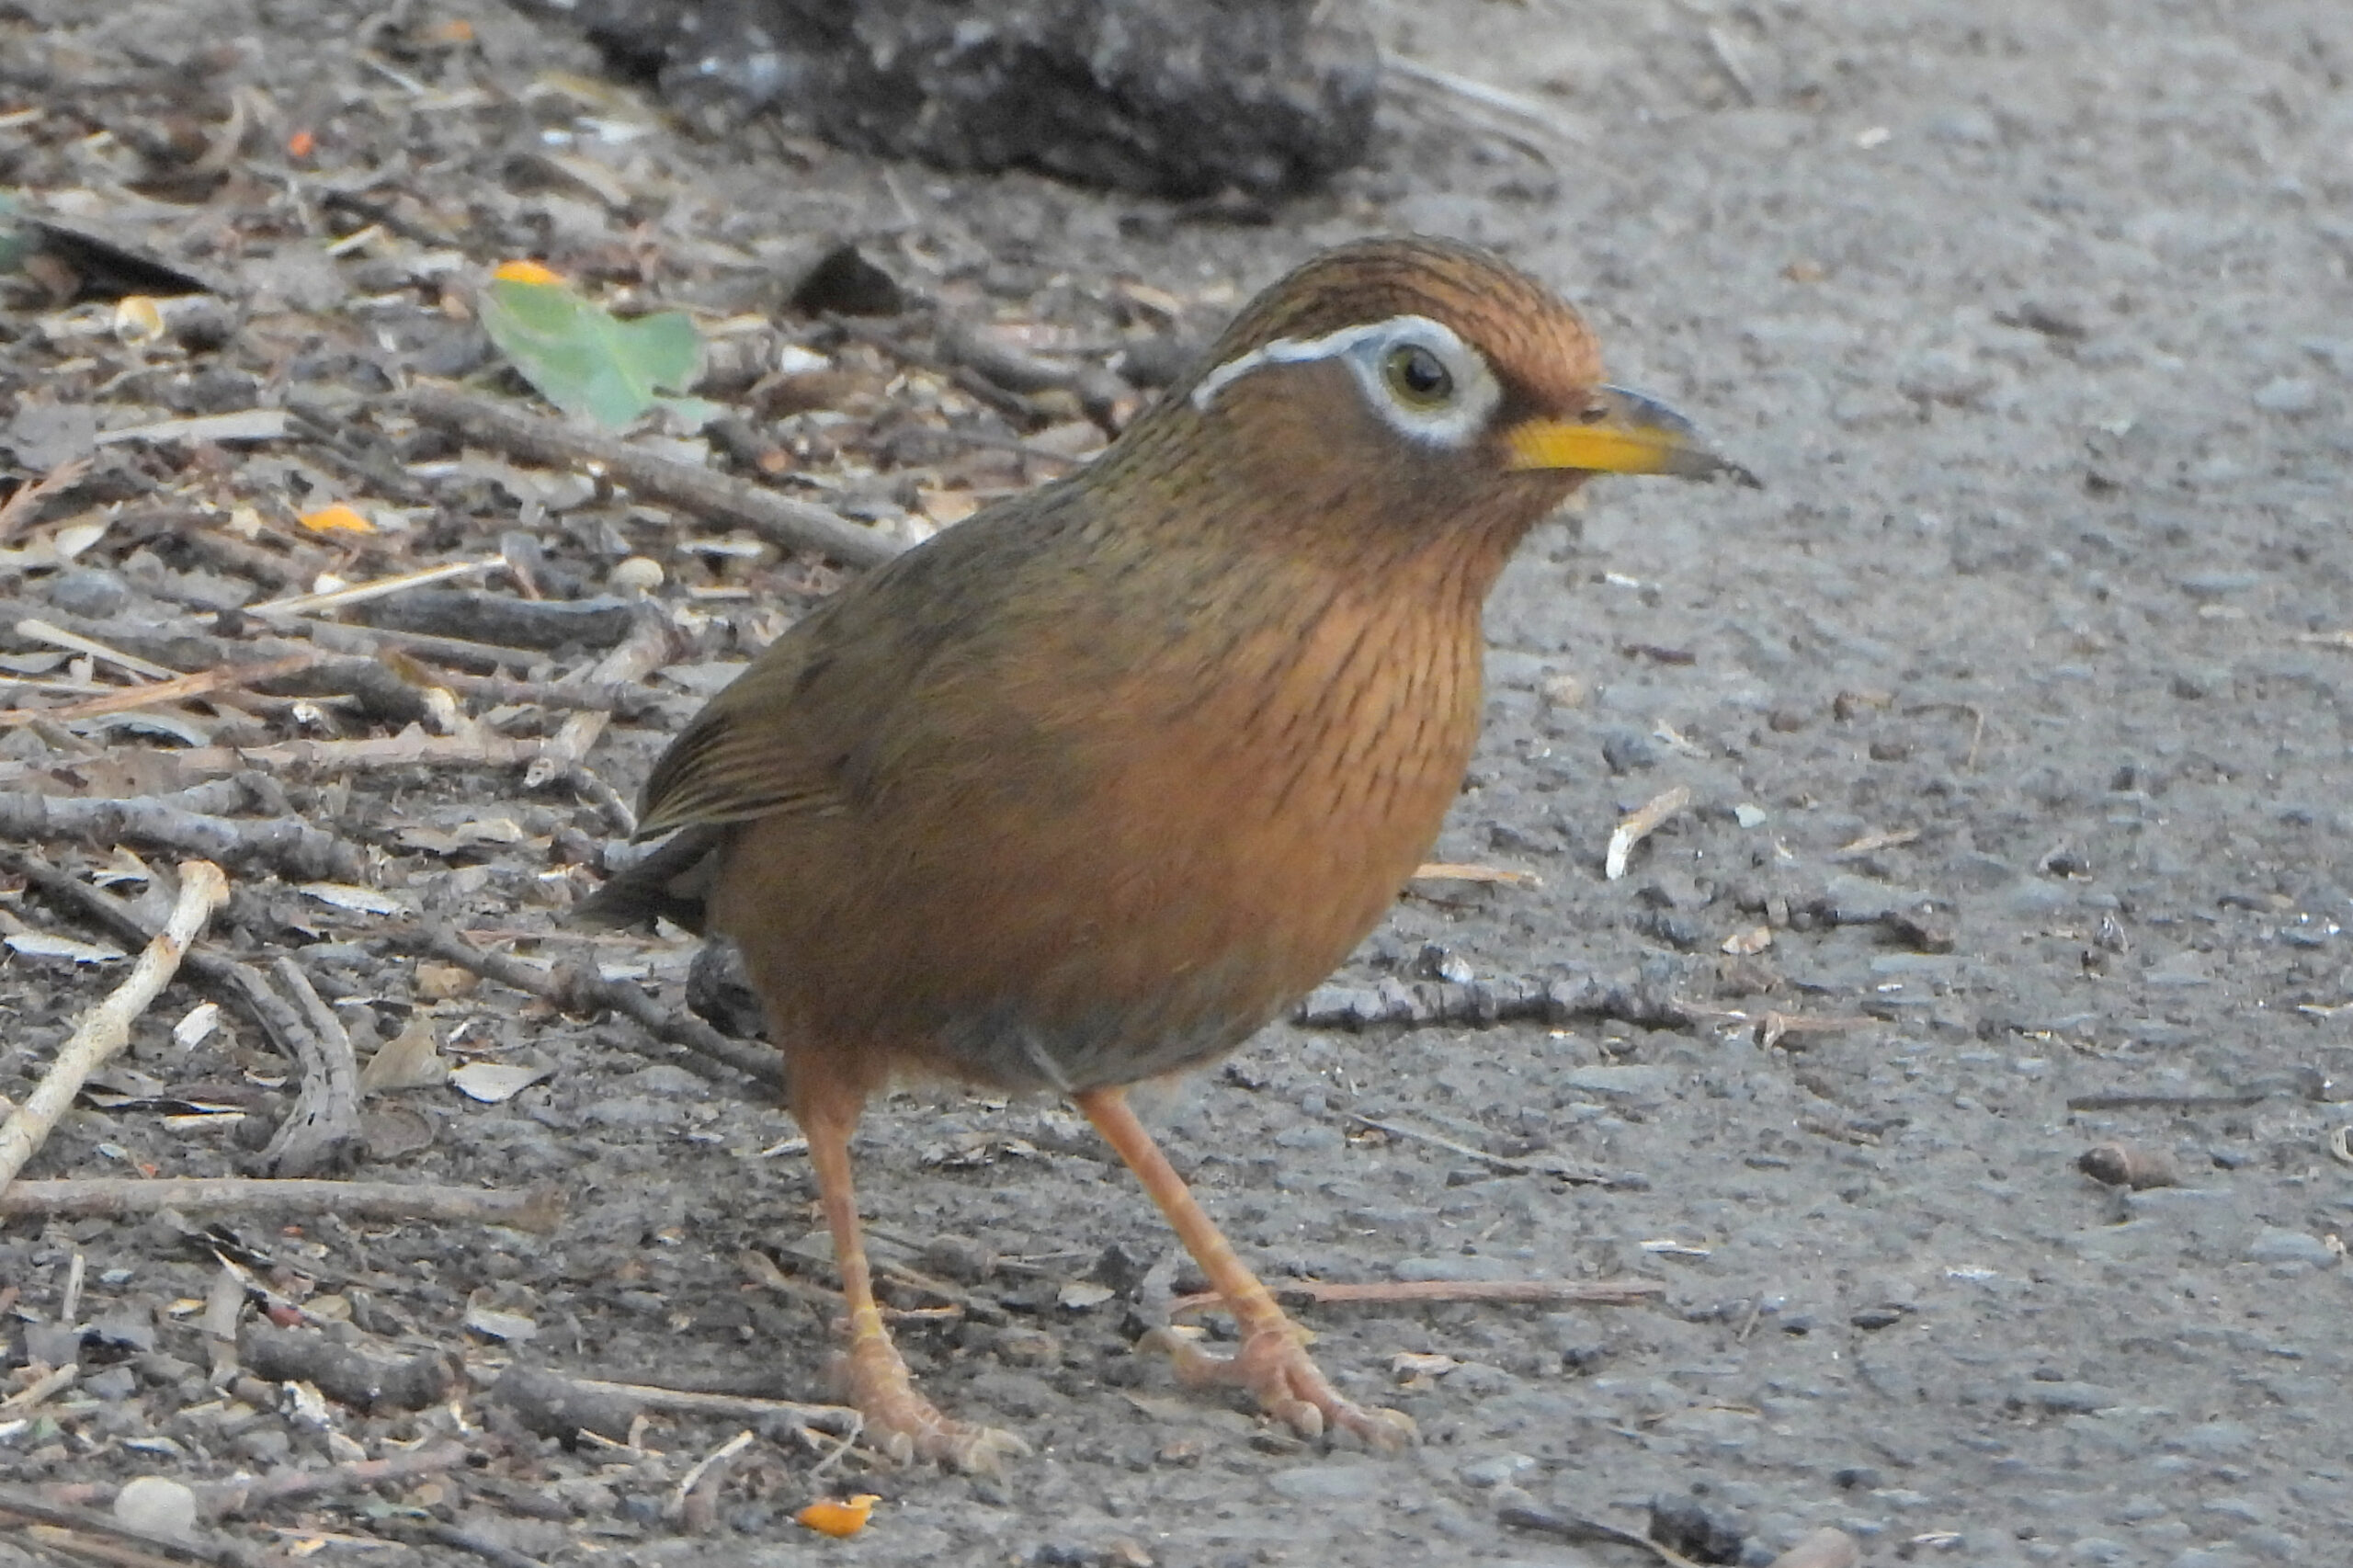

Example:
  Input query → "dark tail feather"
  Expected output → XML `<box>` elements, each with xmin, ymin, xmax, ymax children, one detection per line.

<box><xmin>575</xmin><ymin>824</ymin><xmax>729</xmax><ymax>933</ymax></box>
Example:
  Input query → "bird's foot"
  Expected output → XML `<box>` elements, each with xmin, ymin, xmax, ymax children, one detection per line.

<box><xmin>835</xmin><ymin>1334</ymin><xmax>1031</xmax><ymax>1472</ymax></box>
<box><xmin>1141</xmin><ymin>1324</ymin><xmax>1415</xmax><ymax>1449</ymax></box>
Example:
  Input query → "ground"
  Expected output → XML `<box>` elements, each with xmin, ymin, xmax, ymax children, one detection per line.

<box><xmin>1</xmin><ymin>1</ymin><xmax>2349</xmax><ymax>1565</ymax></box>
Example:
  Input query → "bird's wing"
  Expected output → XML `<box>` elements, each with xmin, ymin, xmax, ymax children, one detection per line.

<box><xmin>631</xmin><ymin>633</ymin><xmax>847</xmax><ymax>837</ymax></box>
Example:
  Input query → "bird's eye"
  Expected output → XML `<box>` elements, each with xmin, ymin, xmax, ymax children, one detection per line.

<box><xmin>1577</xmin><ymin>398</ymin><xmax>1610</xmax><ymax>425</ymax></box>
<box><xmin>1381</xmin><ymin>343</ymin><xmax>1454</xmax><ymax>407</ymax></box>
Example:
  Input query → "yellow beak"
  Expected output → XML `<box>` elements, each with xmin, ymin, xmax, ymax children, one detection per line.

<box><xmin>1506</xmin><ymin>385</ymin><xmax>1757</xmax><ymax>486</ymax></box>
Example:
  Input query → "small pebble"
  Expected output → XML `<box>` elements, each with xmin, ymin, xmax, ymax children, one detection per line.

<box><xmin>609</xmin><ymin>555</ymin><xmax>665</xmax><ymax>594</ymax></box>
<box><xmin>47</xmin><ymin>568</ymin><xmax>131</xmax><ymax>619</ymax></box>
<box><xmin>2246</xmin><ymin>1227</ymin><xmax>2336</xmax><ymax>1267</ymax></box>
<box><xmin>113</xmin><ymin>1477</ymin><xmax>198</xmax><ymax>1541</ymax></box>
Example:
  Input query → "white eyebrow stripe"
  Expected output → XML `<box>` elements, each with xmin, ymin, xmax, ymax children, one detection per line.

<box><xmin>1189</xmin><ymin>316</ymin><xmax>1435</xmax><ymax>411</ymax></box>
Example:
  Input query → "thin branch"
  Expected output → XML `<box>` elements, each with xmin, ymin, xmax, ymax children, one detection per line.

<box><xmin>403</xmin><ymin>381</ymin><xmax>900</xmax><ymax>569</ymax></box>
<box><xmin>402</xmin><ymin>924</ymin><xmax>784</xmax><ymax>1091</ymax></box>
<box><xmin>0</xmin><ymin>861</ymin><xmax>227</xmax><ymax>1191</ymax></box>
<box><xmin>0</xmin><ymin>1176</ymin><xmax>562</xmax><ymax>1229</ymax></box>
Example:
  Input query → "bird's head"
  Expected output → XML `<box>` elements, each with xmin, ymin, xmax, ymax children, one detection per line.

<box><xmin>1104</xmin><ymin>236</ymin><xmax>1751</xmax><ymax>567</ymax></box>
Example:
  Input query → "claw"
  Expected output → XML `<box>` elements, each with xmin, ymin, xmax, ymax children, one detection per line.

<box><xmin>835</xmin><ymin>1338</ymin><xmax>1032</xmax><ymax>1472</ymax></box>
<box><xmin>1140</xmin><ymin>1325</ymin><xmax>1414</xmax><ymax>1449</ymax></box>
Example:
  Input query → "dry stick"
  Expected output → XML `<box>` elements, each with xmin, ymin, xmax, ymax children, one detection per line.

<box><xmin>1347</xmin><ymin>1111</ymin><xmax>1622</xmax><ymax>1186</ymax></box>
<box><xmin>301</xmin><ymin>617</ymin><xmax>551</xmax><ymax>673</ymax></box>
<box><xmin>0</xmin><ymin>791</ymin><xmax>363</xmax><ymax>881</ymax></box>
<box><xmin>36</xmin><ymin>1439</ymin><xmax>472</xmax><ymax>1517</ymax></box>
<box><xmin>385</xmin><ymin>1519</ymin><xmax>547</xmax><ymax>1568</ymax></box>
<box><xmin>3</xmin><ymin>852</ymin><xmax>353</xmax><ymax>1114</ymax></box>
<box><xmin>0</xmin><ymin>455</ymin><xmax>94</xmax><ymax>545</ymax></box>
<box><xmin>0</xmin><ymin>1489</ymin><xmax>255</xmax><ymax>1568</ymax></box>
<box><xmin>0</xmin><ymin>860</ymin><xmax>227</xmax><ymax>1191</ymax></box>
<box><xmin>1169</xmin><ymin>1277</ymin><xmax>1662</xmax><ymax>1320</ymax></box>
<box><xmin>406</xmin><ymin>923</ymin><xmax>784</xmax><ymax>1090</ymax></box>
<box><xmin>403</xmin><ymin>381</ymin><xmax>902</xmax><ymax>570</ymax></box>
<box><xmin>826</xmin><ymin>314</ymin><xmax>1041</xmax><ymax>424</ymax></box>
<box><xmin>0</xmin><ymin>651</ymin><xmax>324</xmax><ymax>727</ymax></box>
<box><xmin>0</xmin><ymin>730</ymin><xmax>556</xmax><ymax>792</ymax></box>
<box><xmin>15</xmin><ymin>616</ymin><xmax>181</xmax><ymax>679</ymax></box>
<box><xmin>525</xmin><ymin>608</ymin><xmax>678</xmax><ymax>790</ymax></box>
<box><xmin>380</xmin><ymin>647</ymin><xmax>664</xmax><ymax>718</ymax></box>
<box><xmin>540</xmin><ymin>1371</ymin><xmax>856</xmax><ymax>1431</ymax></box>
<box><xmin>250</xmin><ymin>957</ymin><xmax>364</xmax><ymax>1177</ymax></box>
<box><xmin>0</xmin><ymin>1176</ymin><xmax>561</xmax><ymax>1229</ymax></box>
<box><xmin>1605</xmin><ymin>783</ymin><xmax>1691</xmax><ymax>881</ymax></box>
<box><xmin>1499</xmin><ymin>1505</ymin><xmax>1708</xmax><ymax>1568</ymax></box>
<box><xmin>247</xmin><ymin>556</ymin><xmax>503</xmax><ymax>619</ymax></box>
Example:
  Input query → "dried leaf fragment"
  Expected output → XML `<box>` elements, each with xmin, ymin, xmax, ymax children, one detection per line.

<box><xmin>299</xmin><ymin>503</ymin><xmax>376</xmax><ymax>534</ymax></box>
<box><xmin>449</xmin><ymin>1062</ymin><xmax>551</xmax><ymax>1104</ymax></box>
<box><xmin>797</xmin><ymin>1494</ymin><xmax>880</xmax><ymax>1539</ymax></box>
<box><xmin>6</xmin><ymin>930</ymin><xmax>127</xmax><ymax>964</ymax></box>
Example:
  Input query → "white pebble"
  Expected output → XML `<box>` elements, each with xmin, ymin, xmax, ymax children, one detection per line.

<box><xmin>609</xmin><ymin>556</ymin><xmax>664</xmax><ymax>595</ymax></box>
<box><xmin>113</xmin><ymin>1476</ymin><xmax>198</xmax><ymax>1541</ymax></box>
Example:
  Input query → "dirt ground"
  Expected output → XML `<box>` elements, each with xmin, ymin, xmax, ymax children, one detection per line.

<box><xmin>2</xmin><ymin>1</ymin><xmax>2350</xmax><ymax>1565</ymax></box>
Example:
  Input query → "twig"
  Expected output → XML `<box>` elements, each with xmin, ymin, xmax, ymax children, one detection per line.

<box><xmin>1298</xmin><ymin>971</ymin><xmax>1689</xmax><ymax>1033</ymax></box>
<box><xmin>525</xmin><ymin>608</ymin><xmax>678</xmax><ymax>789</ymax></box>
<box><xmin>0</xmin><ymin>653</ymin><xmax>324</xmax><ymax>727</ymax></box>
<box><xmin>37</xmin><ymin>1443</ymin><xmax>473</xmax><ymax>1519</ymax></box>
<box><xmin>0</xmin><ymin>1176</ymin><xmax>562</xmax><ymax>1228</ymax></box>
<box><xmin>0</xmin><ymin>791</ymin><xmax>363</xmax><ymax>881</ymax></box>
<box><xmin>1171</xmin><ymin>1277</ymin><xmax>1662</xmax><ymax>1319</ymax></box>
<box><xmin>1346</xmin><ymin>1112</ymin><xmax>1622</xmax><ymax>1185</ymax></box>
<box><xmin>403</xmin><ymin>381</ymin><xmax>899</xmax><ymax>569</ymax></box>
<box><xmin>385</xmin><ymin>1519</ymin><xmax>546</xmax><ymax>1568</ymax></box>
<box><xmin>403</xmin><ymin>924</ymin><xmax>784</xmax><ymax>1090</ymax></box>
<box><xmin>14</xmin><ymin>617</ymin><xmax>180</xmax><ymax>679</ymax></box>
<box><xmin>1703</xmin><ymin>25</ymin><xmax>1759</xmax><ymax>105</ymax></box>
<box><xmin>0</xmin><ymin>730</ymin><xmax>556</xmax><ymax>791</ymax></box>
<box><xmin>1500</xmin><ymin>1504</ymin><xmax>1706</xmax><ymax>1568</ymax></box>
<box><xmin>668</xmin><ymin>1429</ymin><xmax>754</xmax><ymax>1527</ymax></box>
<box><xmin>381</xmin><ymin>648</ymin><xmax>665</xmax><ymax>718</ymax></box>
<box><xmin>3</xmin><ymin>852</ymin><xmax>382</xmax><ymax>1118</ymax></box>
<box><xmin>0</xmin><ymin>860</ymin><xmax>226</xmax><ymax>1191</ymax></box>
<box><xmin>250</xmin><ymin>958</ymin><xmax>363</xmax><ymax>1177</ymax></box>
<box><xmin>489</xmin><ymin>1364</ymin><xmax>856</xmax><ymax>1445</ymax></box>
<box><xmin>240</xmin><ymin>1321</ymin><xmax>459</xmax><ymax>1413</ymax></box>
<box><xmin>827</xmin><ymin>315</ymin><xmax>1040</xmax><ymax>424</ymax></box>
<box><xmin>1180</xmin><ymin>1276</ymin><xmax>1664</xmax><ymax>1319</ymax></box>
<box><xmin>246</xmin><ymin>557</ymin><xmax>504</xmax><ymax>619</ymax></box>
<box><xmin>1606</xmin><ymin>784</ymin><xmax>1691</xmax><ymax>881</ymax></box>
<box><xmin>299</xmin><ymin>617</ymin><xmax>551</xmax><ymax>672</ymax></box>
<box><xmin>0</xmin><ymin>455</ymin><xmax>94</xmax><ymax>546</ymax></box>
<box><xmin>0</xmin><ymin>1487</ymin><xmax>255</xmax><ymax>1568</ymax></box>
<box><xmin>0</xmin><ymin>1363</ymin><xmax>76</xmax><ymax>1414</ymax></box>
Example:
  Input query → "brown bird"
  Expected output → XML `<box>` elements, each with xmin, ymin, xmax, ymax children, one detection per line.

<box><xmin>587</xmin><ymin>236</ymin><xmax>1746</xmax><ymax>1468</ymax></box>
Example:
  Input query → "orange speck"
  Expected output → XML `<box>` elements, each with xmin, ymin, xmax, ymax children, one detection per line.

<box><xmin>494</xmin><ymin>260</ymin><xmax>563</xmax><ymax>285</ymax></box>
<box><xmin>795</xmin><ymin>1495</ymin><xmax>880</xmax><ymax>1539</ymax></box>
<box><xmin>434</xmin><ymin>19</ymin><xmax>475</xmax><ymax>43</ymax></box>
<box><xmin>287</xmin><ymin>129</ymin><xmax>315</xmax><ymax>159</ymax></box>
<box><xmin>299</xmin><ymin>504</ymin><xmax>376</xmax><ymax>534</ymax></box>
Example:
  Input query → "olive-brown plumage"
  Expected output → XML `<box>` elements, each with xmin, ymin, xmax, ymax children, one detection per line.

<box><xmin>588</xmin><ymin>236</ymin><xmax>1741</xmax><ymax>1466</ymax></box>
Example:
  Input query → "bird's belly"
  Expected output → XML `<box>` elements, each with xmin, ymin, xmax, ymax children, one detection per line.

<box><xmin>714</xmin><ymin>599</ymin><xmax>1484</xmax><ymax>1096</ymax></box>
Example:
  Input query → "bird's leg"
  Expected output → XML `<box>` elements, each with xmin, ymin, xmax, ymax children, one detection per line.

<box><xmin>1074</xmin><ymin>1086</ymin><xmax>1413</xmax><ymax>1449</ymax></box>
<box><xmin>797</xmin><ymin>1074</ymin><xmax>1030</xmax><ymax>1471</ymax></box>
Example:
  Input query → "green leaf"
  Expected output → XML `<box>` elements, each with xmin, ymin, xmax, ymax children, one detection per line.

<box><xmin>478</xmin><ymin>277</ymin><xmax>705</xmax><ymax>430</ymax></box>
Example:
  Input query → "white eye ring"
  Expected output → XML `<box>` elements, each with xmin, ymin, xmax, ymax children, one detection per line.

<box><xmin>1191</xmin><ymin>313</ymin><xmax>1503</xmax><ymax>451</ymax></box>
